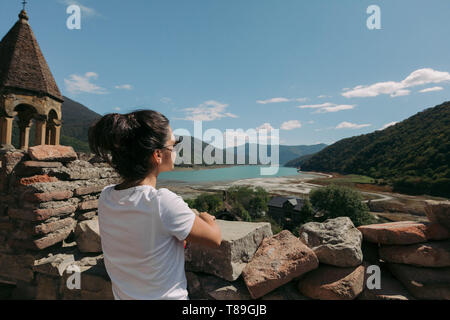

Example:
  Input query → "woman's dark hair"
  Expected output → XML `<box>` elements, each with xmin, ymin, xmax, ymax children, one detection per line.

<box><xmin>88</xmin><ymin>110</ymin><xmax>170</xmax><ymax>183</ymax></box>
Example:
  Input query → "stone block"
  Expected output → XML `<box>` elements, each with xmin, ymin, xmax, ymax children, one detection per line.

<box><xmin>425</xmin><ymin>200</ymin><xmax>450</xmax><ymax>231</ymax></box>
<box><xmin>28</xmin><ymin>145</ymin><xmax>77</xmax><ymax>162</ymax></box>
<box><xmin>298</xmin><ymin>264</ymin><xmax>365</xmax><ymax>300</ymax></box>
<box><xmin>242</xmin><ymin>230</ymin><xmax>319</xmax><ymax>299</ymax></box>
<box><xmin>75</xmin><ymin>218</ymin><xmax>102</xmax><ymax>253</ymax></box>
<box><xmin>358</xmin><ymin>221</ymin><xmax>450</xmax><ymax>245</ymax></box>
<box><xmin>299</xmin><ymin>217</ymin><xmax>363</xmax><ymax>267</ymax></box>
<box><xmin>33</xmin><ymin>253</ymin><xmax>76</xmax><ymax>277</ymax></box>
<box><xmin>185</xmin><ymin>220</ymin><xmax>272</xmax><ymax>282</ymax></box>
<box><xmin>387</xmin><ymin>263</ymin><xmax>450</xmax><ymax>300</ymax></box>
<box><xmin>379</xmin><ymin>240</ymin><xmax>450</xmax><ymax>267</ymax></box>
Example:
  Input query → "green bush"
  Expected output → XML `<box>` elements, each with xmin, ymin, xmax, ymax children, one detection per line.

<box><xmin>309</xmin><ymin>184</ymin><xmax>375</xmax><ymax>227</ymax></box>
<box><xmin>186</xmin><ymin>193</ymin><xmax>223</xmax><ymax>215</ymax></box>
<box><xmin>226</xmin><ymin>186</ymin><xmax>269</xmax><ymax>219</ymax></box>
<box><xmin>231</xmin><ymin>202</ymin><xmax>252</xmax><ymax>222</ymax></box>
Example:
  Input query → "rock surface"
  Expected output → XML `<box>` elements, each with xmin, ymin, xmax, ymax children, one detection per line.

<box><xmin>297</xmin><ymin>264</ymin><xmax>365</xmax><ymax>300</ymax></box>
<box><xmin>299</xmin><ymin>217</ymin><xmax>363</xmax><ymax>267</ymax></box>
<box><xmin>358</xmin><ymin>264</ymin><xmax>414</xmax><ymax>300</ymax></box>
<box><xmin>74</xmin><ymin>218</ymin><xmax>102</xmax><ymax>253</ymax></box>
<box><xmin>185</xmin><ymin>220</ymin><xmax>273</xmax><ymax>282</ymax></box>
<box><xmin>387</xmin><ymin>263</ymin><xmax>450</xmax><ymax>300</ymax></box>
<box><xmin>424</xmin><ymin>200</ymin><xmax>450</xmax><ymax>231</ymax></box>
<box><xmin>260</xmin><ymin>281</ymin><xmax>310</xmax><ymax>300</ymax></box>
<box><xmin>358</xmin><ymin>221</ymin><xmax>450</xmax><ymax>245</ymax></box>
<box><xmin>28</xmin><ymin>145</ymin><xmax>78</xmax><ymax>162</ymax></box>
<box><xmin>379</xmin><ymin>240</ymin><xmax>450</xmax><ymax>267</ymax></box>
<box><xmin>241</xmin><ymin>230</ymin><xmax>319</xmax><ymax>299</ymax></box>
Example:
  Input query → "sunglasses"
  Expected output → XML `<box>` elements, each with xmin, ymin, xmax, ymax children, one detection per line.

<box><xmin>161</xmin><ymin>136</ymin><xmax>183</xmax><ymax>152</ymax></box>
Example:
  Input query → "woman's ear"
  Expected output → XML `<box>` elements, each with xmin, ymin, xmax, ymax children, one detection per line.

<box><xmin>152</xmin><ymin>150</ymin><xmax>162</xmax><ymax>165</ymax></box>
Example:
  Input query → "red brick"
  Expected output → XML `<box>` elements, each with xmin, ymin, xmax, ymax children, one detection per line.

<box><xmin>357</xmin><ymin>221</ymin><xmax>450</xmax><ymax>245</ymax></box>
<box><xmin>10</xmin><ymin>225</ymin><xmax>73</xmax><ymax>250</ymax></box>
<box><xmin>242</xmin><ymin>230</ymin><xmax>319</xmax><ymax>299</ymax></box>
<box><xmin>8</xmin><ymin>205</ymin><xmax>77</xmax><ymax>222</ymax></box>
<box><xmin>74</xmin><ymin>185</ymin><xmax>104</xmax><ymax>196</ymax></box>
<box><xmin>298</xmin><ymin>264</ymin><xmax>365</xmax><ymax>300</ymax></box>
<box><xmin>28</xmin><ymin>145</ymin><xmax>77</xmax><ymax>162</ymax></box>
<box><xmin>22</xmin><ymin>161</ymin><xmax>63</xmax><ymax>168</ymax></box>
<box><xmin>24</xmin><ymin>217</ymin><xmax>76</xmax><ymax>236</ymax></box>
<box><xmin>19</xmin><ymin>174</ymin><xmax>59</xmax><ymax>186</ymax></box>
<box><xmin>78</xmin><ymin>199</ymin><xmax>98</xmax><ymax>211</ymax></box>
<box><xmin>23</xmin><ymin>190</ymin><xmax>73</xmax><ymax>203</ymax></box>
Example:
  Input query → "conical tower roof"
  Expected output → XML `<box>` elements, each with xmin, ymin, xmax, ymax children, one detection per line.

<box><xmin>0</xmin><ymin>10</ymin><xmax>63</xmax><ymax>102</ymax></box>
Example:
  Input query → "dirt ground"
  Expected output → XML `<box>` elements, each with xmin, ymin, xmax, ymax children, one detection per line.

<box><xmin>157</xmin><ymin>172</ymin><xmax>447</xmax><ymax>222</ymax></box>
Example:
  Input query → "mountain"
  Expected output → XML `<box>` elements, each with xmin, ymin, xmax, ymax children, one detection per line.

<box><xmin>287</xmin><ymin>101</ymin><xmax>450</xmax><ymax>197</ymax></box>
<box><xmin>60</xmin><ymin>96</ymin><xmax>102</xmax><ymax>144</ymax></box>
<box><xmin>223</xmin><ymin>143</ymin><xmax>327</xmax><ymax>166</ymax></box>
<box><xmin>10</xmin><ymin>96</ymin><xmax>326</xmax><ymax>165</ymax></box>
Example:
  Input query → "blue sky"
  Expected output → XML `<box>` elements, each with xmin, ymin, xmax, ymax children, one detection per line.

<box><xmin>1</xmin><ymin>0</ymin><xmax>449</xmax><ymax>146</ymax></box>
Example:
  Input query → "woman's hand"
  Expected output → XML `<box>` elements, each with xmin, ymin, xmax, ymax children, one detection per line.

<box><xmin>199</xmin><ymin>211</ymin><xmax>216</xmax><ymax>223</ymax></box>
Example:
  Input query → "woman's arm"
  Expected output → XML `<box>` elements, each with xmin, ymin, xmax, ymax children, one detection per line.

<box><xmin>185</xmin><ymin>211</ymin><xmax>222</xmax><ymax>249</ymax></box>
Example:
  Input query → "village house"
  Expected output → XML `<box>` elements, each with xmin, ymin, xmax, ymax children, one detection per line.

<box><xmin>267</xmin><ymin>196</ymin><xmax>307</xmax><ymax>228</ymax></box>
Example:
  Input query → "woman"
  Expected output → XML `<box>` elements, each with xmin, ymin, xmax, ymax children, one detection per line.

<box><xmin>88</xmin><ymin>110</ymin><xmax>222</xmax><ymax>300</ymax></box>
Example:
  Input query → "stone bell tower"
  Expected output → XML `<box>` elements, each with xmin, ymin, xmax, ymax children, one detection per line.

<box><xmin>0</xmin><ymin>9</ymin><xmax>64</xmax><ymax>151</ymax></box>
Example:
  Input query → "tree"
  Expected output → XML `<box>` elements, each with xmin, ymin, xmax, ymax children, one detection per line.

<box><xmin>309</xmin><ymin>184</ymin><xmax>375</xmax><ymax>227</ymax></box>
<box><xmin>186</xmin><ymin>193</ymin><xmax>224</xmax><ymax>215</ymax></box>
<box><xmin>226</xmin><ymin>186</ymin><xmax>269</xmax><ymax>219</ymax></box>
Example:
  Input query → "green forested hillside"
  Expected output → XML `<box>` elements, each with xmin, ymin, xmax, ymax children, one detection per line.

<box><xmin>287</xmin><ymin>101</ymin><xmax>450</xmax><ymax>197</ymax></box>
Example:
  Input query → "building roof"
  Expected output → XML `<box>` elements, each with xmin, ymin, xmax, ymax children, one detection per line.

<box><xmin>0</xmin><ymin>10</ymin><xmax>63</xmax><ymax>102</ymax></box>
<box><xmin>268</xmin><ymin>196</ymin><xmax>289</xmax><ymax>208</ymax></box>
<box><xmin>268</xmin><ymin>196</ymin><xmax>305</xmax><ymax>211</ymax></box>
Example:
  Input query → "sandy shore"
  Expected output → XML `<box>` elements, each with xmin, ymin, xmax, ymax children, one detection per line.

<box><xmin>156</xmin><ymin>172</ymin><xmax>325</xmax><ymax>199</ymax></box>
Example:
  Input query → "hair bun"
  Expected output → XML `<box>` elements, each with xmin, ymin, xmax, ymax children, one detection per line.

<box><xmin>126</xmin><ymin>113</ymin><xmax>139</xmax><ymax>126</ymax></box>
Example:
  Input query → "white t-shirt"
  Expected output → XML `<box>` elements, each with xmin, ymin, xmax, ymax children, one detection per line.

<box><xmin>97</xmin><ymin>184</ymin><xmax>196</xmax><ymax>300</ymax></box>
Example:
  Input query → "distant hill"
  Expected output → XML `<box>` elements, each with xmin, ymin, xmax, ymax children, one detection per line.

<box><xmin>10</xmin><ymin>96</ymin><xmax>326</xmax><ymax>165</ymax></box>
<box><xmin>287</xmin><ymin>101</ymin><xmax>450</xmax><ymax>197</ymax></box>
<box><xmin>60</xmin><ymin>96</ymin><xmax>102</xmax><ymax>143</ymax></box>
<box><xmin>223</xmin><ymin>143</ymin><xmax>327</xmax><ymax>166</ymax></box>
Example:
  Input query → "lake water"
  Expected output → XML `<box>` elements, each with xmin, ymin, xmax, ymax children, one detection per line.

<box><xmin>158</xmin><ymin>165</ymin><xmax>316</xmax><ymax>183</ymax></box>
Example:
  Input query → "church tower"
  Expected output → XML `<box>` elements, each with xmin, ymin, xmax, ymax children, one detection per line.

<box><xmin>0</xmin><ymin>9</ymin><xmax>63</xmax><ymax>150</ymax></box>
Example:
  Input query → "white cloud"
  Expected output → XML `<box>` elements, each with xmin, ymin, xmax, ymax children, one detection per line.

<box><xmin>222</xmin><ymin>123</ymin><xmax>278</xmax><ymax>147</ymax></box>
<box><xmin>160</xmin><ymin>97</ymin><xmax>173</xmax><ymax>104</ymax></box>
<box><xmin>336</xmin><ymin>122</ymin><xmax>371</xmax><ymax>129</ymax></box>
<box><xmin>115</xmin><ymin>84</ymin><xmax>133</xmax><ymax>90</ymax></box>
<box><xmin>298</xmin><ymin>102</ymin><xmax>335</xmax><ymax>109</ymax></box>
<box><xmin>314</xmin><ymin>104</ymin><xmax>355</xmax><ymax>113</ymax></box>
<box><xmin>390</xmin><ymin>89</ymin><xmax>411</xmax><ymax>97</ymax></box>
<box><xmin>182</xmin><ymin>100</ymin><xmax>237</xmax><ymax>121</ymax></box>
<box><xmin>342</xmin><ymin>68</ymin><xmax>450</xmax><ymax>98</ymax></box>
<box><xmin>298</xmin><ymin>102</ymin><xmax>355</xmax><ymax>113</ymax></box>
<box><xmin>59</xmin><ymin>0</ymin><xmax>100</xmax><ymax>17</ymax></box>
<box><xmin>419</xmin><ymin>86</ymin><xmax>444</xmax><ymax>93</ymax></box>
<box><xmin>281</xmin><ymin>120</ymin><xmax>302</xmax><ymax>130</ymax></box>
<box><xmin>257</xmin><ymin>97</ymin><xmax>290</xmax><ymax>104</ymax></box>
<box><xmin>256</xmin><ymin>123</ymin><xmax>275</xmax><ymax>132</ymax></box>
<box><xmin>113</xmin><ymin>107</ymin><xmax>121</xmax><ymax>111</ymax></box>
<box><xmin>256</xmin><ymin>97</ymin><xmax>308</xmax><ymax>104</ymax></box>
<box><xmin>379</xmin><ymin>121</ymin><xmax>398</xmax><ymax>130</ymax></box>
<box><xmin>64</xmin><ymin>72</ymin><xmax>108</xmax><ymax>95</ymax></box>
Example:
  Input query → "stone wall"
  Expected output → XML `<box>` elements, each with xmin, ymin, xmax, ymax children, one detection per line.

<box><xmin>0</xmin><ymin>144</ymin><xmax>121</xmax><ymax>299</ymax></box>
<box><xmin>0</xmin><ymin>144</ymin><xmax>449</xmax><ymax>300</ymax></box>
